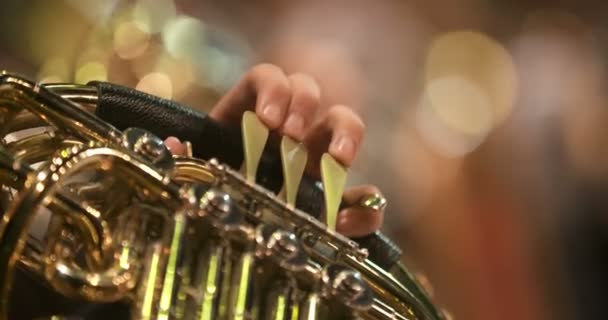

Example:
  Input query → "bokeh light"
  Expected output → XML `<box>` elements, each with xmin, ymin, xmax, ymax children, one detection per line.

<box><xmin>133</xmin><ymin>0</ymin><xmax>176</xmax><ymax>34</ymax></box>
<box><xmin>418</xmin><ymin>30</ymin><xmax>518</xmax><ymax>156</ymax></box>
<box><xmin>416</xmin><ymin>76</ymin><xmax>493</xmax><ymax>157</ymax></box>
<box><xmin>154</xmin><ymin>53</ymin><xmax>195</xmax><ymax>99</ymax></box>
<box><xmin>3</xmin><ymin>2</ymin><xmax>607</xmax><ymax>320</ymax></box>
<box><xmin>425</xmin><ymin>31</ymin><xmax>518</xmax><ymax>129</ymax></box>
<box><xmin>74</xmin><ymin>61</ymin><xmax>107</xmax><ymax>83</ymax></box>
<box><xmin>136</xmin><ymin>72</ymin><xmax>173</xmax><ymax>99</ymax></box>
<box><xmin>37</xmin><ymin>57</ymin><xmax>70</xmax><ymax>83</ymax></box>
<box><xmin>113</xmin><ymin>21</ymin><xmax>150</xmax><ymax>60</ymax></box>
<box><xmin>162</xmin><ymin>15</ymin><xmax>207</xmax><ymax>62</ymax></box>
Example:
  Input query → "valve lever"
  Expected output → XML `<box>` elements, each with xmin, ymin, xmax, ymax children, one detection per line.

<box><xmin>241</xmin><ymin>111</ymin><xmax>269</xmax><ymax>183</ymax></box>
<box><xmin>320</xmin><ymin>153</ymin><xmax>347</xmax><ymax>231</ymax></box>
<box><xmin>279</xmin><ymin>136</ymin><xmax>308</xmax><ymax>208</ymax></box>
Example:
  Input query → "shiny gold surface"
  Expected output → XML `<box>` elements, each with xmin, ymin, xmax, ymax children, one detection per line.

<box><xmin>0</xmin><ymin>74</ymin><xmax>444</xmax><ymax>319</ymax></box>
<box><xmin>359</xmin><ymin>194</ymin><xmax>388</xmax><ymax>212</ymax></box>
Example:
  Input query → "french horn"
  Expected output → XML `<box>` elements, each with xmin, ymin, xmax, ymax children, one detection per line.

<box><xmin>0</xmin><ymin>71</ymin><xmax>445</xmax><ymax>319</ymax></box>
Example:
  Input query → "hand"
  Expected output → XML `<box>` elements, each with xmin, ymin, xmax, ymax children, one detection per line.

<box><xmin>165</xmin><ymin>64</ymin><xmax>384</xmax><ymax>237</ymax></box>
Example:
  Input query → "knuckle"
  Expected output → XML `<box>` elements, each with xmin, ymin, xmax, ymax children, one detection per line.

<box><xmin>289</xmin><ymin>74</ymin><xmax>321</xmax><ymax>107</ymax></box>
<box><xmin>246</xmin><ymin>64</ymin><xmax>286</xmax><ymax>88</ymax></box>
<box><xmin>289</xmin><ymin>72</ymin><xmax>319</xmax><ymax>88</ymax></box>
<box><xmin>293</xmin><ymin>90</ymin><xmax>320</xmax><ymax>112</ymax></box>
<box><xmin>246</xmin><ymin>64</ymin><xmax>291</xmax><ymax>101</ymax></box>
<box><xmin>248</xmin><ymin>63</ymin><xmax>283</xmax><ymax>78</ymax></box>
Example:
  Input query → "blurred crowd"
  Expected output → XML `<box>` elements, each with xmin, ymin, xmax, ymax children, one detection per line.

<box><xmin>2</xmin><ymin>0</ymin><xmax>608</xmax><ymax>319</ymax></box>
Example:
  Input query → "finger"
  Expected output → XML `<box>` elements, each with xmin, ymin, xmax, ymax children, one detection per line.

<box><xmin>164</xmin><ymin>136</ymin><xmax>186</xmax><ymax>156</ymax></box>
<box><xmin>326</xmin><ymin>105</ymin><xmax>365</xmax><ymax>166</ymax></box>
<box><xmin>209</xmin><ymin>64</ymin><xmax>291</xmax><ymax>129</ymax></box>
<box><xmin>336</xmin><ymin>185</ymin><xmax>385</xmax><ymax>237</ymax></box>
<box><xmin>305</xmin><ymin>105</ymin><xmax>365</xmax><ymax>172</ymax></box>
<box><xmin>282</xmin><ymin>73</ymin><xmax>321</xmax><ymax>141</ymax></box>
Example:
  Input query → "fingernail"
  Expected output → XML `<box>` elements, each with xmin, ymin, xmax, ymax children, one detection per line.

<box><xmin>262</xmin><ymin>104</ymin><xmax>282</xmax><ymax>126</ymax></box>
<box><xmin>164</xmin><ymin>136</ymin><xmax>181</xmax><ymax>154</ymax></box>
<box><xmin>330</xmin><ymin>135</ymin><xmax>355</xmax><ymax>161</ymax></box>
<box><xmin>284</xmin><ymin>114</ymin><xmax>304</xmax><ymax>139</ymax></box>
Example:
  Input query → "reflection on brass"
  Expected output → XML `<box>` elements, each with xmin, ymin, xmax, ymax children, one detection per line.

<box><xmin>0</xmin><ymin>73</ymin><xmax>445</xmax><ymax>320</ymax></box>
<box><xmin>183</xmin><ymin>140</ymin><xmax>193</xmax><ymax>157</ymax></box>
<box><xmin>359</xmin><ymin>193</ymin><xmax>387</xmax><ymax>212</ymax></box>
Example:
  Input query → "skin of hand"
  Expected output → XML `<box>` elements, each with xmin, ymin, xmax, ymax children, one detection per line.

<box><xmin>164</xmin><ymin>64</ymin><xmax>384</xmax><ymax>237</ymax></box>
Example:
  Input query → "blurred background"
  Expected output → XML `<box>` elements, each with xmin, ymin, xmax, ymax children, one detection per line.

<box><xmin>2</xmin><ymin>0</ymin><xmax>608</xmax><ymax>319</ymax></box>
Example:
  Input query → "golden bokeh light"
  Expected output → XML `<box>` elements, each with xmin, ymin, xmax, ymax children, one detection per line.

<box><xmin>427</xmin><ymin>76</ymin><xmax>494</xmax><ymax>137</ymax></box>
<box><xmin>133</xmin><ymin>0</ymin><xmax>177</xmax><ymax>34</ymax></box>
<box><xmin>416</xmin><ymin>76</ymin><xmax>493</xmax><ymax>157</ymax></box>
<box><xmin>113</xmin><ymin>21</ymin><xmax>151</xmax><ymax>60</ymax></box>
<box><xmin>136</xmin><ymin>72</ymin><xmax>173</xmax><ymax>99</ymax></box>
<box><xmin>154</xmin><ymin>54</ymin><xmax>195</xmax><ymax>99</ymax></box>
<box><xmin>130</xmin><ymin>41</ymin><xmax>164</xmax><ymax>80</ymax></box>
<box><xmin>76</xmin><ymin>44</ymin><xmax>112</xmax><ymax>70</ymax></box>
<box><xmin>38</xmin><ymin>57</ymin><xmax>70</xmax><ymax>83</ymax></box>
<box><xmin>162</xmin><ymin>15</ymin><xmax>206</xmax><ymax>62</ymax></box>
<box><xmin>425</xmin><ymin>31</ymin><xmax>518</xmax><ymax>128</ymax></box>
<box><xmin>75</xmin><ymin>61</ymin><xmax>108</xmax><ymax>84</ymax></box>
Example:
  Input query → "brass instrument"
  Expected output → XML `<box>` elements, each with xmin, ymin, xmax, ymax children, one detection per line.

<box><xmin>0</xmin><ymin>71</ymin><xmax>445</xmax><ymax>319</ymax></box>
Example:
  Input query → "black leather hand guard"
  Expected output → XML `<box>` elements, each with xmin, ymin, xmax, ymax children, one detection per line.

<box><xmin>88</xmin><ymin>81</ymin><xmax>401</xmax><ymax>269</ymax></box>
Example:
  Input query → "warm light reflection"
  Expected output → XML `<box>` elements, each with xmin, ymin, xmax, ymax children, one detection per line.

<box><xmin>162</xmin><ymin>16</ymin><xmax>206</xmax><ymax>62</ymax></box>
<box><xmin>136</xmin><ymin>72</ymin><xmax>173</xmax><ymax>99</ymax></box>
<box><xmin>425</xmin><ymin>31</ymin><xmax>518</xmax><ymax>128</ymax></box>
<box><xmin>133</xmin><ymin>0</ymin><xmax>176</xmax><ymax>34</ymax></box>
<box><xmin>38</xmin><ymin>57</ymin><xmax>70</xmax><ymax>83</ymax></box>
<box><xmin>416</xmin><ymin>76</ymin><xmax>492</xmax><ymax>157</ymax></box>
<box><xmin>114</xmin><ymin>21</ymin><xmax>151</xmax><ymax>60</ymax></box>
<box><xmin>130</xmin><ymin>42</ymin><xmax>164</xmax><ymax>80</ymax></box>
<box><xmin>75</xmin><ymin>61</ymin><xmax>108</xmax><ymax>84</ymax></box>
<box><xmin>154</xmin><ymin>54</ymin><xmax>195</xmax><ymax>98</ymax></box>
<box><xmin>76</xmin><ymin>45</ymin><xmax>112</xmax><ymax>72</ymax></box>
<box><xmin>427</xmin><ymin>76</ymin><xmax>493</xmax><ymax>136</ymax></box>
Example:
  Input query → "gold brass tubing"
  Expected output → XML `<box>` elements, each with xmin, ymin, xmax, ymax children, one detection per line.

<box><xmin>43</xmin><ymin>235</ymin><xmax>136</xmax><ymax>302</ymax></box>
<box><xmin>65</xmin><ymin>147</ymin><xmax>181</xmax><ymax>205</ymax></box>
<box><xmin>206</xmin><ymin>160</ymin><xmax>367</xmax><ymax>261</ymax></box>
<box><xmin>266</xmin><ymin>282</ymin><xmax>290</xmax><ymax>320</ymax></box>
<box><xmin>299</xmin><ymin>293</ymin><xmax>322</xmax><ymax>320</ymax></box>
<box><xmin>46</xmin><ymin>192</ymin><xmax>111</xmax><ymax>269</ymax></box>
<box><xmin>2</xmin><ymin>110</ymin><xmax>49</xmax><ymax>135</ymax></box>
<box><xmin>0</xmin><ymin>73</ymin><xmax>121</xmax><ymax>145</ymax></box>
<box><xmin>173</xmin><ymin>157</ymin><xmax>215</xmax><ymax>184</ymax></box>
<box><xmin>0</xmin><ymin>146</ymin><xmax>29</xmax><ymax>188</ymax></box>
<box><xmin>0</xmin><ymin>144</ymin><xmax>110</xmax><ymax>268</ymax></box>
<box><xmin>19</xmin><ymin>242</ymin><xmax>44</xmax><ymax>276</ymax></box>
<box><xmin>196</xmin><ymin>243</ymin><xmax>224</xmax><ymax>320</ymax></box>
<box><xmin>0</xmin><ymin>146</ymin><xmax>182</xmax><ymax>317</ymax></box>
<box><xmin>344</xmin><ymin>255</ymin><xmax>440</xmax><ymax>320</ymax></box>
<box><xmin>0</xmin><ymin>99</ymin><xmax>47</xmax><ymax>137</ymax></box>
<box><xmin>365</xmin><ymin>299</ymin><xmax>414</xmax><ymax>320</ymax></box>
<box><xmin>227</xmin><ymin>251</ymin><xmax>255</xmax><ymax>320</ymax></box>
<box><xmin>44</xmin><ymin>210</ymin><xmax>136</xmax><ymax>300</ymax></box>
<box><xmin>44</xmin><ymin>84</ymin><xmax>98</xmax><ymax>108</ymax></box>
<box><xmin>5</xmin><ymin>132</ymin><xmax>81</xmax><ymax>164</ymax></box>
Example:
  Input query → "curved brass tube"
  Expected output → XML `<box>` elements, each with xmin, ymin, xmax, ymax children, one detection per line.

<box><xmin>0</xmin><ymin>76</ymin><xmax>446</xmax><ymax>320</ymax></box>
<box><xmin>0</xmin><ymin>73</ymin><xmax>120</xmax><ymax>145</ymax></box>
<box><xmin>0</xmin><ymin>145</ymin><xmax>184</xmax><ymax>315</ymax></box>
